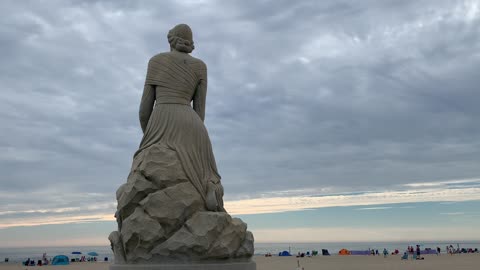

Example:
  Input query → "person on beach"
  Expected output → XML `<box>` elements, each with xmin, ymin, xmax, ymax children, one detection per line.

<box><xmin>383</xmin><ymin>248</ymin><xmax>388</xmax><ymax>258</ymax></box>
<box><xmin>416</xmin><ymin>245</ymin><xmax>421</xmax><ymax>259</ymax></box>
<box><xmin>437</xmin><ymin>246</ymin><xmax>441</xmax><ymax>255</ymax></box>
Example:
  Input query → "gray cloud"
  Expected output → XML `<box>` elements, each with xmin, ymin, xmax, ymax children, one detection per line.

<box><xmin>1</xmin><ymin>0</ymin><xmax>480</xmax><ymax>221</ymax></box>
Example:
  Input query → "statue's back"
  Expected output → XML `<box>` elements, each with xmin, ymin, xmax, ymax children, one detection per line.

<box><xmin>109</xmin><ymin>24</ymin><xmax>255</xmax><ymax>270</ymax></box>
<box><xmin>146</xmin><ymin>52</ymin><xmax>207</xmax><ymax>105</ymax></box>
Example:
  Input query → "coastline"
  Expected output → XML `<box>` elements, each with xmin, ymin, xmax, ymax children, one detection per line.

<box><xmin>1</xmin><ymin>254</ymin><xmax>480</xmax><ymax>270</ymax></box>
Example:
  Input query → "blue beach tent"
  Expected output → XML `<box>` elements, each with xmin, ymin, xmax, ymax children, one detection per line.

<box><xmin>279</xmin><ymin>251</ymin><xmax>291</xmax><ymax>256</ymax></box>
<box><xmin>52</xmin><ymin>255</ymin><xmax>70</xmax><ymax>265</ymax></box>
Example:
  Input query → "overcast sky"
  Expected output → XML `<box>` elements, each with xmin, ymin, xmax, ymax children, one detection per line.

<box><xmin>1</xmin><ymin>0</ymin><xmax>480</xmax><ymax>246</ymax></box>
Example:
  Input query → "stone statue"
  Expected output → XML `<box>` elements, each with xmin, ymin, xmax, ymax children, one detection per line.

<box><xmin>109</xmin><ymin>24</ymin><xmax>255</xmax><ymax>270</ymax></box>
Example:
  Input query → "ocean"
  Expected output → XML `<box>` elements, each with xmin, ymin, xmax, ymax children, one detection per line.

<box><xmin>1</xmin><ymin>241</ymin><xmax>479</xmax><ymax>263</ymax></box>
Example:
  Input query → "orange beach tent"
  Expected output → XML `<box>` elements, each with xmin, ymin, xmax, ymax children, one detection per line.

<box><xmin>339</xmin><ymin>249</ymin><xmax>350</xmax><ymax>255</ymax></box>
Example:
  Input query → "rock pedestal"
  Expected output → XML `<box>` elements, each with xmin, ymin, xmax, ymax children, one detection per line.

<box><xmin>109</xmin><ymin>144</ymin><xmax>255</xmax><ymax>269</ymax></box>
<box><xmin>109</xmin><ymin>261</ymin><xmax>256</xmax><ymax>270</ymax></box>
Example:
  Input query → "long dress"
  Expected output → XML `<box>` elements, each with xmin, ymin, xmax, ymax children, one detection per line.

<box><xmin>135</xmin><ymin>51</ymin><xmax>221</xmax><ymax>206</ymax></box>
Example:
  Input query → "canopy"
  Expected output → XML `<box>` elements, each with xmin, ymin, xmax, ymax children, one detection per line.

<box><xmin>52</xmin><ymin>255</ymin><xmax>69</xmax><ymax>265</ymax></box>
<box><xmin>87</xmin><ymin>252</ymin><xmax>99</xmax><ymax>256</ymax></box>
<box><xmin>71</xmin><ymin>251</ymin><xmax>82</xmax><ymax>255</ymax></box>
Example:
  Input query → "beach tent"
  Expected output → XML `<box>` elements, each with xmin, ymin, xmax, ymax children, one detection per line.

<box><xmin>279</xmin><ymin>251</ymin><xmax>291</xmax><ymax>256</ymax></box>
<box><xmin>52</xmin><ymin>255</ymin><xmax>69</xmax><ymax>265</ymax></box>
<box><xmin>350</xmin><ymin>250</ymin><xmax>370</xmax><ymax>255</ymax></box>
<box><xmin>88</xmin><ymin>252</ymin><xmax>99</xmax><ymax>256</ymax></box>
<box><xmin>339</xmin><ymin>249</ymin><xmax>350</xmax><ymax>255</ymax></box>
<box><xmin>321</xmin><ymin>249</ymin><xmax>330</xmax><ymax>256</ymax></box>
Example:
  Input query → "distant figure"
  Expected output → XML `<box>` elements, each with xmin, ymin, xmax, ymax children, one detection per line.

<box><xmin>401</xmin><ymin>252</ymin><xmax>408</xmax><ymax>260</ymax></box>
<box><xmin>416</xmin><ymin>245</ymin><xmax>421</xmax><ymax>259</ymax></box>
<box><xmin>437</xmin><ymin>246</ymin><xmax>441</xmax><ymax>255</ymax></box>
<box><xmin>375</xmin><ymin>249</ymin><xmax>379</xmax><ymax>256</ymax></box>
<box><xmin>383</xmin><ymin>248</ymin><xmax>388</xmax><ymax>258</ymax></box>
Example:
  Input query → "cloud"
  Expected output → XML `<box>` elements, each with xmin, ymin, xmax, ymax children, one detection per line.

<box><xmin>439</xmin><ymin>212</ymin><xmax>465</xmax><ymax>215</ymax></box>
<box><xmin>252</xmin><ymin>226</ymin><xmax>480</xmax><ymax>243</ymax></box>
<box><xmin>1</xmin><ymin>177</ymin><xmax>479</xmax><ymax>229</ymax></box>
<box><xmin>403</xmin><ymin>178</ymin><xmax>480</xmax><ymax>188</ymax></box>
<box><xmin>0</xmin><ymin>0</ymin><xmax>480</xmax><ymax>232</ymax></box>
<box><xmin>225</xmin><ymin>185</ymin><xmax>480</xmax><ymax>215</ymax></box>
<box><xmin>355</xmin><ymin>207</ymin><xmax>393</xmax><ymax>211</ymax></box>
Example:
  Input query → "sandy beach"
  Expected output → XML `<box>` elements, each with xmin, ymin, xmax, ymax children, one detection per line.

<box><xmin>1</xmin><ymin>254</ymin><xmax>479</xmax><ymax>270</ymax></box>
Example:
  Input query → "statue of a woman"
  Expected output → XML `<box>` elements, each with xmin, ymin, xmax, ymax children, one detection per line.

<box><xmin>110</xmin><ymin>24</ymin><xmax>254</xmax><ymax>268</ymax></box>
<box><xmin>136</xmin><ymin>24</ymin><xmax>224</xmax><ymax>212</ymax></box>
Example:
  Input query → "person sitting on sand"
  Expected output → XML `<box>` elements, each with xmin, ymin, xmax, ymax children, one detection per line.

<box><xmin>401</xmin><ymin>252</ymin><xmax>408</xmax><ymax>260</ymax></box>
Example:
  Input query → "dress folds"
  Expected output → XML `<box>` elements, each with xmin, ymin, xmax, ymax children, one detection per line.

<box><xmin>135</xmin><ymin>52</ymin><xmax>220</xmax><ymax>204</ymax></box>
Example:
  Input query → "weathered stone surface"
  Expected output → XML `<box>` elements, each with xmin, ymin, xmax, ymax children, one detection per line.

<box><xmin>116</xmin><ymin>172</ymin><xmax>156</xmax><ymax>222</ymax></box>
<box><xmin>235</xmin><ymin>231</ymin><xmax>255</xmax><ymax>258</ymax></box>
<box><xmin>121</xmin><ymin>207</ymin><xmax>165</xmax><ymax>262</ymax></box>
<box><xmin>108</xmin><ymin>231</ymin><xmax>126</xmax><ymax>264</ymax></box>
<box><xmin>140</xmin><ymin>182</ymin><xmax>204</xmax><ymax>237</ymax></box>
<box><xmin>150</xmin><ymin>212</ymin><xmax>253</xmax><ymax>262</ymax></box>
<box><xmin>137</xmin><ymin>145</ymin><xmax>188</xmax><ymax>189</ymax></box>
<box><xmin>208</xmin><ymin>218</ymin><xmax>247</xmax><ymax>258</ymax></box>
<box><xmin>151</xmin><ymin>212</ymin><xmax>229</xmax><ymax>261</ymax></box>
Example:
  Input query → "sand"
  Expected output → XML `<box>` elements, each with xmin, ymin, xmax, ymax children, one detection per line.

<box><xmin>1</xmin><ymin>254</ymin><xmax>479</xmax><ymax>270</ymax></box>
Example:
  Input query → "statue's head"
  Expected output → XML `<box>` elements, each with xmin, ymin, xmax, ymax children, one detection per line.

<box><xmin>168</xmin><ymin>24</ymin><xmax>195</xmax><ymax>53</ymax></box>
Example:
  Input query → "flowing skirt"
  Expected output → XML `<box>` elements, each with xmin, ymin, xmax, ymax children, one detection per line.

<box><xmin>135</xmin><ymin>103</ymin><xmax>220</xmax><ymax>202</ymax></box>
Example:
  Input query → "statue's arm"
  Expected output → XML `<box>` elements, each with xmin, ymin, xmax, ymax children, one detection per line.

<box><xmin>139</xmin><ymin>84</ymin><xmax>155</xmax><ymax>133</ymax></box>
<box><xmin>193</xmin><ymin>65</ymin><xmax>207</xmax><ymax>122</ymax></box>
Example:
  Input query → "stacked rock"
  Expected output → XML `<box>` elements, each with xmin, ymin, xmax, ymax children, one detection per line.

<box><xmin>109</xmin><ymin>144</ymin><xmax>254</xmax><ymax>265</ymax></box>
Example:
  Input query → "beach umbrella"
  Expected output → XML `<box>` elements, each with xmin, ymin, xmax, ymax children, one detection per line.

<box><xmin>87</xmin><ymin>252</ymin><xmax>99</xmax><ymax>256</ymax></box>
<box><xmin>71</xmin><ymin>251</ymin><xmax>82</xmax><ymax>255</ymax></box>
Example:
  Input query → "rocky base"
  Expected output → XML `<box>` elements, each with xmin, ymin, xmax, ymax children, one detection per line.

<box><xmin>110</xmin><ymin>261</ymin><xmax>256</xmax><ymax>270</ymax></box>
<box><xmin>110</xmin><ymin>144</ymin><xmax>254</xmax><ymax>264</ymax></box>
